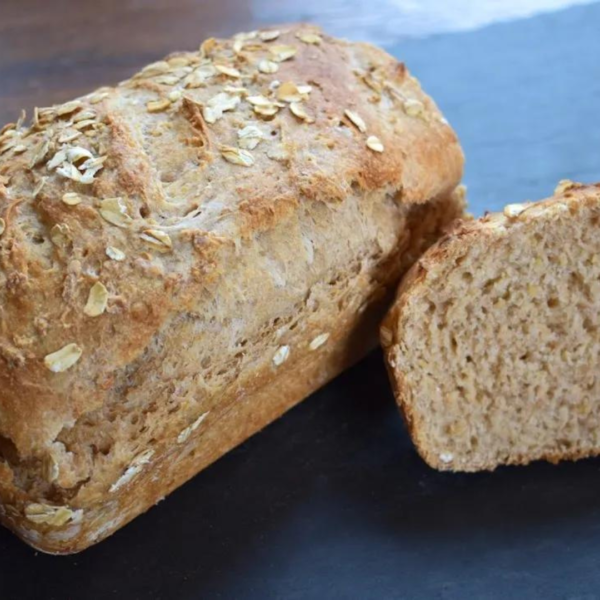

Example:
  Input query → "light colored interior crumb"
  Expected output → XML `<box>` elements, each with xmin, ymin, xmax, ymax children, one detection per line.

<box><xmin>397</xmin><ymin>202</ymin><xmax>600</xmax><ymax>469</ymax></box>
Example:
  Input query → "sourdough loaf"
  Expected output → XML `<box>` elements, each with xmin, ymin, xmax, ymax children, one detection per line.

<box><xmin>0</xmin><ymin>24</ymin><xmax>463</xmax><ymax>552</ymax></box>
<box><xmin>382</xmin><ymin>181</ymin><xmax>600</xmax><ymax>472</ymax></box>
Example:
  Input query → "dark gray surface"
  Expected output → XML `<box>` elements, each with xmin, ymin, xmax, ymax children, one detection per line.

<box><xmin>2</xmin><ymin>4</ymin><xmax>600</xmax><ymax>599</ymax></box>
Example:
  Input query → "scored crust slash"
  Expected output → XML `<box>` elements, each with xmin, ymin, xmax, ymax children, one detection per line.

<box><xmin>0</xmin><ymin>24</ymin><xmax>463</xmax><ymax>553</ymax></box>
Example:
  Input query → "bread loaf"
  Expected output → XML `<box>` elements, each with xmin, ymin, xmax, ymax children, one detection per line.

<box><xmin>382</xmin><ymin>181</ymin><xmax>600</xmax><ymax>472</ymax></box>
<box><xmin>0</xmin><ymin>24</ymin><xmax>463</xmax><ymax>553</ymax></box>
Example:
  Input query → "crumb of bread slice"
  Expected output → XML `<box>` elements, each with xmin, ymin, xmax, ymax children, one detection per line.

<box><xmin>383</xmin><ymin>181</ymin><xmax>600</xmax><ymax>471</ymax></box>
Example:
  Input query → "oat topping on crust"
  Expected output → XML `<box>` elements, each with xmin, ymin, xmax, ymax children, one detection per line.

<box><xmin>0</xmin><ymin>25</ymin><xmax>464</xmax><ymax>553</ymax></box>
<box><xmin>25</xmin><ymin>503</ymin><xmax>83</xmax><ymax>527</ymax></box>
<box><xmin>44</xmin><ymin>343</ymin><xmax>83</xmax><ymax>373</ymax></box>
<box><xmin>62</xmin><ymin>192</ymin><xmax>82</xmax><ymax>206</ymax></box>
<box><xmin>99</xmin><ymin>198</ymin><xmax>133</xmax><ymax>228</ymax></box>
<box><xmin>0</xmin><ymin>25</ymin><xmax>459</xmax><ymax>394</ymax></box>
<box><xmin>259</xmin><ymin>30</ymin><xmax>281</xmax><ymax>42</ymax></box>
<box><xmin>84</xmin><ymin>282</ymin><xmax>109</xmax><ymax>317</ymax></box>
<box><xmin>344</xmin><ymin>109</ymin><xmax>367</xmax><ymax>133</ymax></box>
<box><xmin>106</xmin><ymin>246</ymin><xmax>126</xmax><ymax>261</ymax></box>
<box><xmin>309</xmin><ymin>333</ymin><xmax>330</xmax><ymax>350</ymax></box>
<box><xmin>366</xmin><ymin>135</ymin><xmax>384</xmax><ymax>153</ymax></box>
<box><xmin>273</xmin><ymin>345</ymin><xmax>290</xmax><ymax>366</ymax></box>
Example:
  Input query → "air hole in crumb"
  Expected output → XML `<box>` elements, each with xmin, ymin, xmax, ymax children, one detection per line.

<box><xmin>139</xmin><ymin>205</ymin><xmax>150</xmax><ymax>219</ymax></box>
<box><xmin>201</xmin><ymin>356</ymin><xmax>211</xmax><ymax>369</ymax></box>
<box><xmin>466</xmin><ymin>355</ymin><xmax>473</xmax><ymax>363</ymax></box>
<box><xmin>462</xmin><ymin>272</ymin><xmax>473</xmax><ymax>282</ymax></box>
<box><xmin>350</xmin><ymin>262</ymin><xmax>362</xmax><ymax>276</ymax></box>
<box><xmin>0</xmin><ymin>435</ymin><xmax>19</xmax><ymax>464</ymax></box>
<box><xmin>160</xmin><ymin>171</ymin><xmax>178</xmax><ymax>183</ymax></box>
<box><xmin>92</xmin><ymin>441</ymin><xmax>112</xmax><ymax>456</ymax></box>
<box><xmin>519</xmin><ymin>353</ymin><xmax>529</xmax><ymax>361</ymax></box>
<box><xmin>583</xmin><ymin>318</ymin><xmax>596</xmax><ymax>333</ymax></box>
<box><xmin>130</xmin><ymin>414</ymin><xmax>140</xmax><ymax>425</ymax></box>
<box><xmin>547</xmin><ymin>297</ymin><xmax>559</xmax><ymax>308</ymax></box>
<box><xmin>31</xmin><ymin>234</ymin><xmax>45</xmax><ymax>245</ymax></box>
<box><xmin>483</xmin><ymin>277</ymin><xmax>501</xmax><ymax>294</ymax></box>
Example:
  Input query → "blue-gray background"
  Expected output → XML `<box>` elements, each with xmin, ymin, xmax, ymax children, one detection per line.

<box><xmin>406</xmin><ymin>2</ymin><xmax>600</xmax><ymax>216</ymax></box>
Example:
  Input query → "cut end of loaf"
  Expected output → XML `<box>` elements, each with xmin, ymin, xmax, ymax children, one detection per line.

<box><xmin>383</xmin><ymin>182</ymin><xmax>600</xmax><ymax>471</ymax></box>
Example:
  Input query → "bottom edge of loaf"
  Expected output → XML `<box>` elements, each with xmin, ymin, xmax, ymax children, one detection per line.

<box><xmin>2</xmin><ymin>293</ymin><xmax>387</xmax><ymax>555</ymax></box>
<box><xmin>412</xmin><ymin>439</ymin><xmax>600</xmax><ymax>473</ymax></box>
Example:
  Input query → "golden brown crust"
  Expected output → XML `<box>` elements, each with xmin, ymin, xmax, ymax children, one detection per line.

<box><xmin>0</xmin><ymin>25</ymin><xmax>464</xmax><ymax>551</ymax></box>
<box><xmin>0</xmin><ymin>295</ymin><xmax>374</xmax><ymax>553</ymax></box>
<box><xmin>1</xmin><ymin>266</ymin><xmax>410</xmax><ymax>554</ymax></box>
<box><xmin>382</xmin><ymin>181</ymin><xmax>600</xmax><ymax>472</ymax></box>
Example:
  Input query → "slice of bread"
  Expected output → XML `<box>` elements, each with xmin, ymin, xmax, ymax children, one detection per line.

<box><xmin>382</xmin><ymin>181</ymin><xmax>600</xmax><ymax>471</ymax></box>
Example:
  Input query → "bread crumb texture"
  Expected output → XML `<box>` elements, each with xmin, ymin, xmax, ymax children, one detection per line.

<box><xmin>383</xmin><ymin>181</ymin><xmax>600</xmax><ymax>472</ymax></box>
<box><xmin>0</xmin><ymin>25</ymin><xmax>463</xmax><ymax>552</ymax></box>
